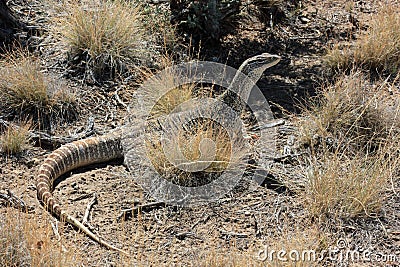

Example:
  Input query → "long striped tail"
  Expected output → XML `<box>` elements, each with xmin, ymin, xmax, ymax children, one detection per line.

<box><xmin>36</xmin><ymin>130</ymin><xmax>128</xmax><ymax>255</ymax></box>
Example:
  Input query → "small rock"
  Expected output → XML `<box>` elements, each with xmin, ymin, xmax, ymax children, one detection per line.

<box><xmin>299</xmin><ymin>16</ymin><xmax>310</xmax><ymax>23</ymax></box>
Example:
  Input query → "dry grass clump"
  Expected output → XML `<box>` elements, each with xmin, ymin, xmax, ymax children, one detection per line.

<box><xmin>56</xmin><ymin>0</ymin><xmax>146</xmax><ymax>82</ymax></box>
<box><xmin>302</xmin><ymin>151</ymin><xmax>396</xmax><ymax>220</ymax></box>
<box><xmin>0</xmin><ymin>211</ymin><xmax>30</xmax><ymax>266</ymax></box>
<box><xmin>148</xmin><ymin>84</ymin><xmax>196</xmax><ymax>118</ymax></box>
<box><xmin>325</xmin><ymin>5</ymin><xmax>400</xmax><ymax>73</ymax></box>
<box><xmin>146</xmin><ymin>117</ymin><xmax>244</xmax><ymax>186</ymax></box>
<box><xmin>136</xmin><ymin>55</ymin><xmax>197</xmax><ymax>119</ymax></box>
<box><xmin>296</xmin><ymin>72</ymin><xmax>399</xmax><ymax>154</ymax></box>
<box><xmin>146</xmin><ymin>109</ymin><xmax>247</xmax><ymax>186</ymax></box>
<box><xmin>0</xmin><ymin>50</ymin><xmax>77</xmax><ymax>129</ymax></box>
<box><xmin>0</xmin><ymin>121</ymin><xmax>31</xmax><ymax>155</ymax></box>
<box><xmin>293</xmin><ymin>70</ymin><xmax>400</xmax><ymax>220</ymax></box>
<box><xmin>0</xmin><ymin>209</ymin><xmax>80</xmax><ymax>267</ymax></box>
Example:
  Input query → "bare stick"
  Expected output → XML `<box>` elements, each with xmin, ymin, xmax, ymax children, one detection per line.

<box><xmin>1</xmin><ymin>117</ymin><xmax>96</xmax><ymax>147</ymax></box>
<box><xmin>50</xmin><ymin>220</ymin><xmax>68</xmax><ymax>252</ymax></box>
<box><xmin>220</xmin><ymin>230</ymin><xmax>248</xmax><ymax>238</ymax></box>
<box><xmin>51</xmin><ymin>220</ymin><xmax>61</xmax><ymax>241</ymax></box>
<box><xmin>117</xmin><ymin>201</ymin><xmax>165</xmax><ymax>221</ymax></box>
<box><xmin>82</xmin><ymin>193</ymin><xmax>98</xmax><ymax>226</ymax></box>
<box><xmin>114</xmin><ymin>88</ymin><xmax>128</xmax><ymax>108</ymax></box>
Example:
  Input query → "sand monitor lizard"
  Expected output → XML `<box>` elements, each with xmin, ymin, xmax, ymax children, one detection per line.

<box><xmin>36</xmin><ymin>53</ymin><xmax>281</xmax><ymax>254</ymax></box>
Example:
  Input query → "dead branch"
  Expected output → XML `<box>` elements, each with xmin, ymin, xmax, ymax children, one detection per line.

<box><xmin>0</xmin><ymin>117</ymin><xmax>96</xmax><ymax>148</ymax></box>
<box><xmin>82</xmin><ymin>193</ymin><xmax>98</xmax><ymax>226</ymax></box>
<box><xmin>117</xmin><ymin>201</ymin><xmax>166</xmax><ymax>221</ymax></box>
<box><xmin>220</xmin><ymin>229</ymin><xmax>249</xmax><ymax>238</ymax></box>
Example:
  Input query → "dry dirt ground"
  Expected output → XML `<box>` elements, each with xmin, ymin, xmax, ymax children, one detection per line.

<box><xmin>1</xmin><ymin>0</ymin><xmax>399</xmax><ymax>266</ymax></box>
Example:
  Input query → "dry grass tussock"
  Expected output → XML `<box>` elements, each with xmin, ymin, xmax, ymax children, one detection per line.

<box><xmin>0</xmin><ymin>121</ymin><xmax>31</xmax><ymax>155</ymax></box>
<box><xmin>296</xmin><ymin>71</ymin><xmax>400</xmax><ymax>154</ymax></box>
<box><xmin>55</xmin><ymin>0</ymin><xmax>149</xmax><ymax>81</ymax></box>
<box><xmin>292</xmin><ymin>71</ymin><xmax>400</xmax><ymax>220</ymax></box>
<box><xmin>0</xmin><ymin>50</ymin><xmax>77</xmax><ymax>129</ymax></box>
<box><xmin>301</xmin><ymin>148</ymin><xmax>398</xmax><ymax>220</ymax></box>
<box><xmin>136</xmin><ymin>54</ymin><xmax>199</xmax><ymax>118</ymax></box>
<box><xmin>0</xmin><ymin>209</ymin><xmax>81</xmax><ymax>267</ymax></box>
<box><xmin>325</xmin><ymin>5</ymin><xmax>400</xmax><ymax>73</ymax></box>
<box><xmin>147</xmin><ymin>117</ymin><xmax>243</xmax><ymax>186</ymax></box>
<box><xmin>143</xmin><ymin>62</ymin><xmax>197</xmax><ymax>118</ymax></box>
<box><xmin>146</xmin><ymin>105</ymin><xmax>247</xmax><ymax>185</ymax></box>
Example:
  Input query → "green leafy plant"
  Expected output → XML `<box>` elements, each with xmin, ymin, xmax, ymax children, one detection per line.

<box><xmin>170</xmin><ymin>0</ymin><xmax>241</xmax><ymax>42</ymax></box>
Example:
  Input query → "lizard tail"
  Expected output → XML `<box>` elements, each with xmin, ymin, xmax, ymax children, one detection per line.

<box><xmin>36</xmin><ymin>131</ymin><xmax>127</xmax><ymax>254</ymax></box>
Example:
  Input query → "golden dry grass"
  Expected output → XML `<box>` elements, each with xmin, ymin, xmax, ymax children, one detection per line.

<box><xmin>293</xmin><ymin>71</ymin><xmax>400</xmax><ymax>220</ymax></box>
<box><xmin>0</xmin><ymin>50</ymin><xmax>77</xmax><ymax>129</ymax></box>
<box><xmin>0</xmin><ymin>209</ymin><xmax>81</xmax><ymax>267</ymax></box>
<box><xmin>302</xmin><ymin>149</ymin><xmax>397</xmax><ymax>219</ymax></box>
<box><xmin>146</xmin><ymin>117</ymin><xmax>237</xmax><ymax>185</ymax></box>
<box><xmin>325</xmin><ymin>5</ymin><xmax>400</xmax><ymax>73</ymax></box>
<box><xmin>296</xmin><ymin>72</ymin><xmax>400</xmax><ymax>153</ymax></box>
<box><xmin>55</xmin><ymin>0</ymin><xmax>146</xmax><ymax>81</ymax></box>
<box><xmin>137</xmin><ymin>55</ymin><xmax>197</xmax><ymax>119</ymax></box>
<box><xmin>0</xmin><ymin>121</ymin><xmax>31</xmax><ymax>155</ymax></box>
<box><xmin>149</xmin><ymin>84</ymin><xmax>196</xmax><ymax>118</ymax></box>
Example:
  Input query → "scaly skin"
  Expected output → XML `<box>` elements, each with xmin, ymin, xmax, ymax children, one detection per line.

<box><xmin>36</xmin><ymin>130</ymin><xmax>128</xmax><ymax>254</ymax></box>
<box><xmin>36</xmin><ymin>53</ymin><xmax>281</xmax><ymax>254</ymax></box>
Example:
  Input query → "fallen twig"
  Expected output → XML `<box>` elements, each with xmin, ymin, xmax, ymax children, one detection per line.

<box><xmin>117</xmin><ymin>201</ymin><xmax>165</xmax><ymax>221</ymax></box>
<box><xmin>50</xmin><ymin>220</ymin><xmax>70</xmax><ymax>252</ymax></box>
<box><xmin>175</xmin><ymin>231</ymin><xmax>197</xmax><ymax>240</ymax></box>
<box><xmin>114</xmin><ymin>88</ymin><xmax>128</xmax><ymax>108</ymax></box>
<box><xmin>72</xmin><ymin>193</ymin><xmax>94</xmax><ymax>202</ymax></box>
<box><xmin>0</xmin><ymin>117</ymin><xmax>96</xmax><ymax>148</ymax></box>
<box><xmin>31</xmin><ymin>117</ymin><xmax>96</xmax><ymax>147</ymax></box>
<box><xmin>51</xmin><ymin>220</ymin><xmax>61</xmax><ymax>241</ymax></box>
<box><xmin>271</xmin><ymin>153</ymin><xmax>305</xmax><ymax>163</ymax></box>
<box><xmin>251</xmin><ymin>118</ymin><xmax>285</xmax><ymax>131</ymax></box>
<box><xmin>220</xmin><ymin>230</ymin><xmax>249</xmax><ymax>238</ymax></box>
<box><xmin>82</xmin><ymin>193</ymin><xmax>98</xmax><ymax>226</ymax></box>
